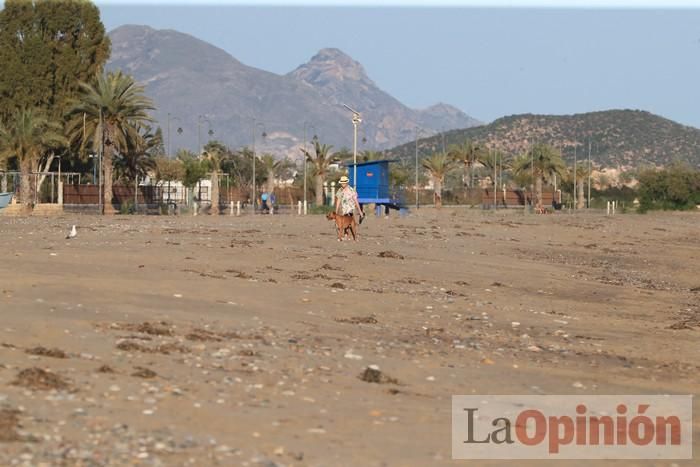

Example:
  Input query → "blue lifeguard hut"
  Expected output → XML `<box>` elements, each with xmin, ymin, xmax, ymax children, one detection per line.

<box><xmin>346</xmin><ymin>159</ymin><xmax>406</xmax><ymax>215</ymax></box>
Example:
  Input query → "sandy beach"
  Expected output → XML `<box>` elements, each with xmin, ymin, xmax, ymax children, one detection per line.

<box><xmin>0</xmin><ymin>208</ymin><xmax>698</xmax><ymax>466</ymax></box>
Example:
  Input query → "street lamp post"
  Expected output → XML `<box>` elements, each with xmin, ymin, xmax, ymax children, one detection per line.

<box><xmin>414</xmin><ymin>127</ymin><xmax>422</xmax><ymax>209</ymax></box>
<box><xmin>197</xmin><ymin>115</ymin><xmax>214</xmax><ymax>156</ymax></box>
<box><xmin>343</xmin><ymin>104</ymin><xmax>362</xmax><ymax>189</ymax></box>
<box><xmin>587</xmin><ymin>140</ymin><xmax>592</xmax><ymax>209</ymax></box>
<box><xmin>166</xmin><ymin>113</ymin><xmax>182</xmax><ymax>157</ymax></box>
<box><xmin>98</xmin><ymin>108</ymin><xmax>103</xmax><ymax>214</ymax></box>
<box><xmin>302</xmin><ymin>121</ymin><xmax>316</xmax><ymax>215</ymax></box>
<box><xmin>251</xmin><ymin>119</ymin><xmax>266</xmax><ymax>214</ymax></box>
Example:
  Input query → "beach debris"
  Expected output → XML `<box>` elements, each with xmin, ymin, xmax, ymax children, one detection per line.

<box><xmin>378</xmin><ymin>250</ymin><xmax>404</xmax><ymax>259</ymax></box>
<box><xmin>0</xmin><ymin>408</ymin><xmax>22</xmax><ymax>442</ymax></box>
<box><xmin>131</xmin><ymin>367</ymin><xmax>157</xmax><ymax>379</ymax></box>
<box><xmin>25</xmin><ymin>346</ymin><xmax>68</xmax><ymax>359</ymax></box>
<box><xmin>335</xmin><ymin>316</ymin><xmax>378</xmax><ymax>325</ymax></box>
<box><xmin>12</xmin><ymin>367</ymin><xmax>70</xmax><ymax>391</ymax></box>
<box><xmin>359</xmin><ymin>365</ymin><xmax>399</xmax><ymax>385</ymax></box>
<box><xmin>344</xmin><ymin>350</ymin><xmax>363</xmax><ymax>360</ymax></box>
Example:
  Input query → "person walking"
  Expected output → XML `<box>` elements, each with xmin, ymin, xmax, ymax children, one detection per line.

<box><xmin>334</xmin><ymin>175</ymin><xmax>364</xmax><ymax>221</ymax></box>
<box><xmin>261</xmin><ymin>191</ymin><xmax>269</xmax><ymax>213</ymax></box>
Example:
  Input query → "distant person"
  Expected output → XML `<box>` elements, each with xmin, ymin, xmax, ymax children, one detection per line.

<box><xmin>261</xmin><ymin>191</ymin><xmax>269</xmax><ymax>213</ymax></box>
<box><xmin>334</xmin><ymin>175</ymin><xmax>364</xmax><ymax>227</ymax></box>
<box><xmin>269</xmin><ymin>191</ymin><xmax>276</xmax><ymax>213</ymax></box>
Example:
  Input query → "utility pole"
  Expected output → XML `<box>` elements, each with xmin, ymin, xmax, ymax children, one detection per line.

<box><xmin>167</xmin><ymin>112</ymin><xmax>171</xmax><ymax>157</ymax></box>
<box><xmin>587</xmin><ymin>140</ymin><xmax>592</xmax><ymax>208</ymax></box>
<box><xmin>573</xmin><ymin>144</ymin><xmax>577</xmax><ymax>210</ymax></box>
<box><xmin>251</xmin><ymin>119</ymin><xmax>266</xmax><ymax>214</ymax></box>
<box><xmin>302</xmin><ymin>121</ymin><xmax>315</xmax><ymax>215</ymax></box>
<box><xmin>415</xmin><ymin>127</ymin><xmax>421</xmax><ymax>210</ymax></box>
<box><xmin>493</xmin><ymin>148</ymin><xmax>497</xmax><ymax>208</ymax></box>
<box><xmin>343</xmin><ymin>104</ymin><xmax>362</xmax><ymax>189</ymax></box>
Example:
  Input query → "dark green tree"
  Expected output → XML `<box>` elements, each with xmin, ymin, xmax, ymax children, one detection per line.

<box><xmin>513</xmin><ymin>143</ymin><xmax>566</xmax><ymax>208</ymax></box>
<box><xmin>422</xmin><ymin>152</ymin><xmax>456</xmax><ymax>208</ymax></box>
<box><xmin>114</xmin><ymin>124</ymin><xmax>160</xmax><ymax>183</ymax></box>
<box><xmin>0</xmin><ymin>108</ymin><xmax>65</xmax><ymax>212</ymax></box>
<box><xmin>301</xmin><ymin>138</ymin><xmax>334</xmax><ymax>206</ymax></box>
<box><xmin>67</xmin><ymin>71</ymin><xmax>154</xmax><ymax>213</ymax></box>
<box><xmin>0</xmin><ymin>0</ymin><xmax>110</xmax><ymax>178</ymax></box>
<box><xmin>448</xmin><ymin>140</ymin><xmax>484</xmax><ymax>188</ymax></box>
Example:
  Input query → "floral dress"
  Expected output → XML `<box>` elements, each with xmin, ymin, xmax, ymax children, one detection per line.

<box><xmin>336</xmin><ymin>186</ymin><xmax>358</xmax><ymax>215</ymax></box>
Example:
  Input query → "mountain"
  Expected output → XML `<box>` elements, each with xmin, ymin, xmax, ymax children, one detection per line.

<box><xmin>106</xmin><ymin>25</ymin><xmax>480</xmax><ymax>157</ymax></box>
<box><xmin>386</xmin><ymin>110</ymin><xmax>700</xmax><ymax>169</ymax></box>
<box><xmin>286</xmin><ymin>48</ymin><xmax>480</xmax><ymax>147</ymax></box>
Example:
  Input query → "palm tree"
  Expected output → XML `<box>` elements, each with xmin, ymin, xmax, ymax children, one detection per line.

<box><xmin>202</xmin><ymin>148</ymin><xmax>224</xmax><ymax>215</ymax></box>
<box><xmin>422</xmin><ymin>152</ymin><xmax>456</xmax><ymax>208</ymax></box>
<box><xmin>301</xmin><ymin>138</ymin><xmax>334</xmax><ymax>206</ymax></box>
<box><xmin>448</xmin><ymin>140</ymin><xmax>483</xmax><ymax>188</ymax></box>
<box><xmin>512</xmin><ymin>143</ymin><xmax>566</xmax><ymax>209</ymax></box>
<box><xmin>259</xmin><ymin>153</ymin><xmax>293</xmax><ymax>195</ymax></box>
<box><xmin>68</xmin><ymin>71</ymin><xmax>153</xmax><ymax>214</ymax></box>
<box><xmin>0</xmin><ymin>108</ymin><xmax>65</xmax><ymax>213</ymax></box>
<box><xmin>572</xmin><ymin>162</ymin><xmax>589</xmax><ymax>209</ymax></box>
<box><xmin>114</xmin><ymin>123</ymin><xmax>159</xmax><ymax>184</ymax></box>
<box><xmin>0</xmin><ymin>155</ymin><xmax>7</xmax><ymax>192</ymax></box>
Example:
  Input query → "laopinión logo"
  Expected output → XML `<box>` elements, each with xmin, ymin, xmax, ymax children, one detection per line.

<box><xmin>452</xmin><ymin>395</ymin><xmax>692</xmax><ymax>459</ymax></box>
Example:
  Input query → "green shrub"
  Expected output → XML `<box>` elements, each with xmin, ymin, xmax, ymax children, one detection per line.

<box><xmin>637</xmin><ymin>163</ymin><xmax>700</xmax><ymax>212</ymax></box>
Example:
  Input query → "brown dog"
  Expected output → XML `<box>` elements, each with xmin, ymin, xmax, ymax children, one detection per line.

<box><xmin>326</xmin><ymin>212</ymin><xmax>357</xmax><ymax>241</ymax></box>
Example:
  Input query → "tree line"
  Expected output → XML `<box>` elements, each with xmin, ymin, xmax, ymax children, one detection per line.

<box><xmin>1</xmin><ymin>1</ymin><xmax>696</xmax><ymax>214</ymax></box>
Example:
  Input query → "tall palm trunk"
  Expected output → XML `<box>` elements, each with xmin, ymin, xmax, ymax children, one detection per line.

<box><xmin>315</xmin><ymin>174</ymin><xmax>324</xmax><ymax>206</ymax></box>
<box><xmin>19</xmin><ymin>158</ymin><xmax>33</xmax><ymax>213</ymax></box>
<box><xmin>102</xmin><ymin>145</ymin><xmax>116</xmax><ymax>214</ymax></box>
<box><xmin>1</xmin><ymin>172</ymin><xmax>7</xmax><ymax>193</ymax></box>
<box><xmin>535</xmin><ymin>176</ymin><xmax>543</xmax><ymax>208</ymax></box>
<box><xmin>577</xmin><ymin>179</ymin><xmax>585</xmax><ymax>209</ymax></box>
<box><xmin>210</xmin><ymin>171</ymin><xmax>220</xmax><ymax>215</ymax></box>
<box><xmin>433</xmin><ymin>178</ymin><xmax>443</xmax><ymax>208</ymax></box>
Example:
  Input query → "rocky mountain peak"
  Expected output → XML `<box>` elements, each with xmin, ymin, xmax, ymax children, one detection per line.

<box><xmin>289</xmin><ymin>48</ymin><xmax>374</xmax><ymax>86</ymax></box>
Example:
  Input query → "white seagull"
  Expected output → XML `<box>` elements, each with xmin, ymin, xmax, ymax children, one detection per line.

<box><xmin>66</xmin><ymin>225</ymin><xmax>77</xmax><ymax>239</ymax></box>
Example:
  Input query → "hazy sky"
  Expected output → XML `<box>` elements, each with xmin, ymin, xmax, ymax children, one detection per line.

<box><xmin>97</xmin><ymin>1</ymin><xmax>700</xmax><ymax>128</ymax></box>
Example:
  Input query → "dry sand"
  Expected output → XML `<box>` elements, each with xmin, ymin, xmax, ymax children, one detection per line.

<box><xmin>0</xmin><ymin>208</ymin><xmax>698</xmax><ymax>466</ymax></box>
